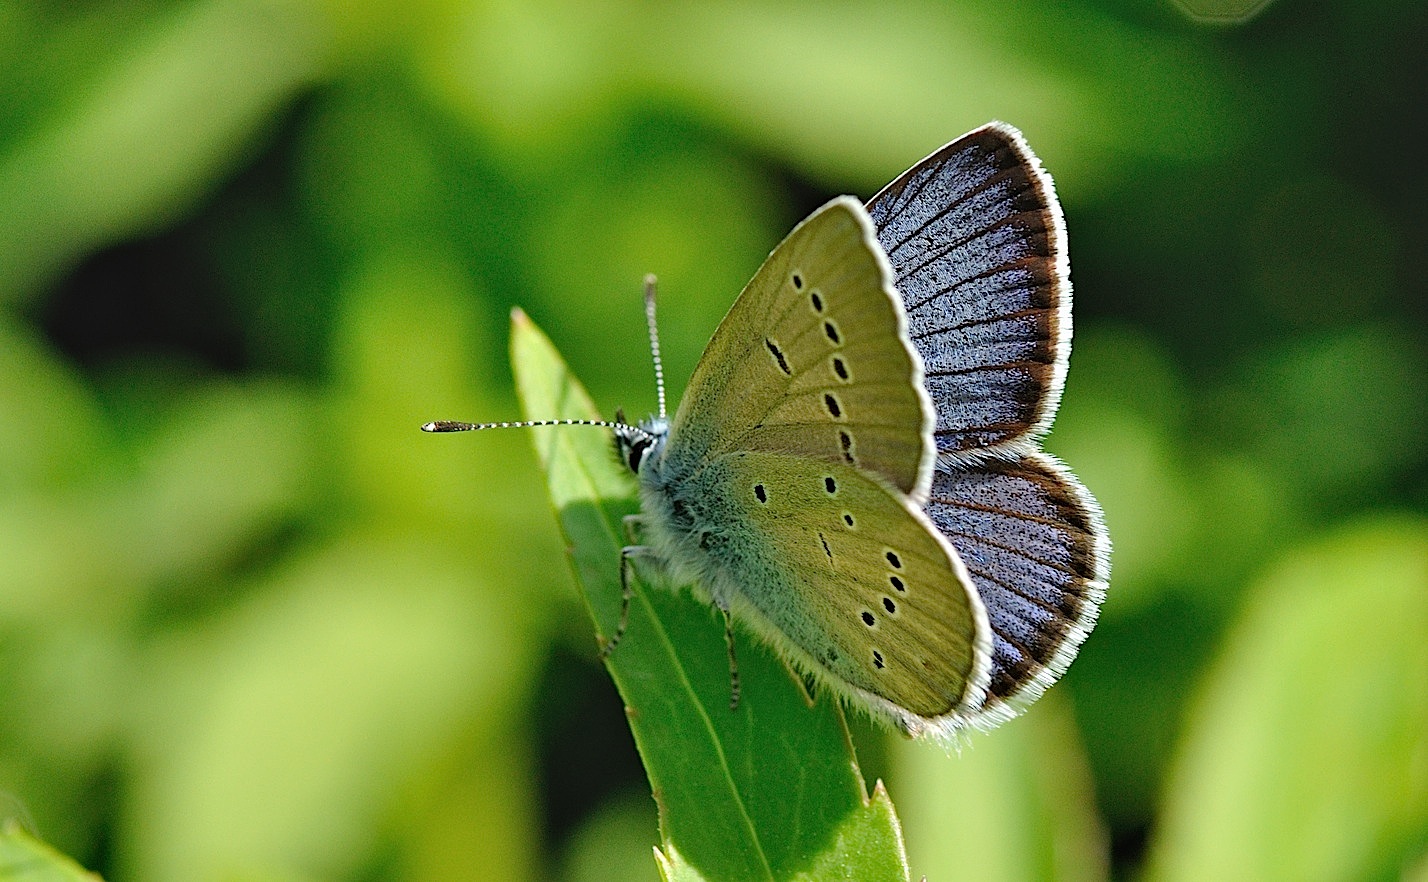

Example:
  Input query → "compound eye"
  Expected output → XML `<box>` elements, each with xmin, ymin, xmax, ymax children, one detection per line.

<box><xmin>626</xmin><ymin>437</ymin><xmax>651</xmax><ymax>473</ymax></box>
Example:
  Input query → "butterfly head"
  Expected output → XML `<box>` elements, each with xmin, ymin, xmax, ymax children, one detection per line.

<box><xmin>613</xmin><ymin>409</ymin><xmax>668</xmax><ymax>475</ymax></box>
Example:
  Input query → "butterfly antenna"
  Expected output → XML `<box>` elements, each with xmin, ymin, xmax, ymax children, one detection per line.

<box><xmin>422</xmin><ymin>418</ymin><xmax>655</xmax><ymax>444</ymax></box>
<box><xmin>643</xmin><ymin>274</ymin><xmax>667</xmax><ymax>420</ymax></box>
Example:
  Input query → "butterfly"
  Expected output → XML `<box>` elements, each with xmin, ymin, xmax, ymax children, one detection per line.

<box><xmin>426</xmin><ymin>122</ymin><xmax>1108</xmax><ymax>740</ymax></box>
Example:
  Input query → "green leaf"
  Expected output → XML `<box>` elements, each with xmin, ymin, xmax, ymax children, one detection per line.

<box><xmin>0</xmin><ymin>825</ymin><xmax>101</xmax><ymax>881</ymax></box>
<box><xmin>510</xmin><ymin>310</ymin><xmax>911</xmax><ymax>882</ymax></box>
<box><xmin>1146</xmin><ymin>515</ymin><xmax>1428</xmax><ymax>881</ymax></box>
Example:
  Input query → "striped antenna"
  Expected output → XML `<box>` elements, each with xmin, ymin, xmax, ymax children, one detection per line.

<box><xmin>422</xmin><ymin>418</ymin><xmax>657</xmax><ymax>445</ymax></box>
<box><xmin>643</xmin><ymin>274</ymin><xmax>667</xmax><ymax>420</ymax></box>
<box><xmin>425</xmin><ymin>276</ymin><xmax>668</xmax><ymax>442</ymax></box>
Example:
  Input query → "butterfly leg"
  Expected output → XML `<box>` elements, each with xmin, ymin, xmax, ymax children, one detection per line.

<box><xmin>722</xmin><ymin>609</ymin><xmax>741</xmax><ymax>711</ymax></box>
<box><xmin>601</xmin><ymin>545</ymin><xmax>647</xmax><ymax>658</ymax></box>
<box><xmin>622</xmin><ymin>514</ymin><xmax>644</xmax><ymax>544</ymax></box>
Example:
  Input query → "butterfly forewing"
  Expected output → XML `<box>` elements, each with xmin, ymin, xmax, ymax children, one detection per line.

<box><xmin>922</xmin><ymin>452</ymin><xmax>1107</xmax><ymax>721</ymax></box>
<box><xmin>667</xmin><ymin>197</ymin><xmax>934</xmax><ymax>500</ymax></box>
<box><xmin>705</xmin><ymin>452</ymin><xmax>989</xmax><ymax>720</ymax></box>
<box><xmin>867</xmin><ymin>122</ymin><xmax>1070</xmax><ymax>463</ymax></box>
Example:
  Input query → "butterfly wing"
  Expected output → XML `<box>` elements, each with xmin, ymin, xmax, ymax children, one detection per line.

<box><xmin>682</xmin><ymin>451</ymin><xmax>991</xmax><ymax>730</ymax></box>
<box><xmin>922</xmin><ymin>452</ymin><xmax>1108</xmax><ymax>724</ymax></box>
<box><xmin>867</xmin><ymin>122</ymin><xmax>1070</xmax><ymax>465</ymax></box>
<box><xmin>665</xmin><ymin>196</ymin><xmax>935</xmax><ymax>502</ymax></box>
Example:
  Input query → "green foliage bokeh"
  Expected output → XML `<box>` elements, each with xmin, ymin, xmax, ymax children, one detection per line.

<box><xmin>1</xmin><ymin>1</ymin><xmax>1425</xmax><ymax>880</ymax></box>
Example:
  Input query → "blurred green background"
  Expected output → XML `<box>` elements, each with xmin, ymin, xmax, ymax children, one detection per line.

<box><xmin>2</xmin><ymin>0</ymin><xmax>1426</xmax><ymax>880</ymax></box>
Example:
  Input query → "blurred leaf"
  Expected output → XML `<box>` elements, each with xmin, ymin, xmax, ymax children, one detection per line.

<box><xmin>416</xmin><ymin>0</ymin><xmax>631</xmax><ymax>160</ymax></box>
<box><xmin>0</xmin><ymin>380</ymin><xmax>316</xmax><ymax>626</ymax></box>
<box><xmin>0</xmin><ymin>319</ymin><xmax>111</xmax><ymax>494</ymax></box>
<box><xmin>294</xmin><ymin>80</ymin><xmax>445</xmax><ymax>257</ymax></box>
<box><xmin>417</xmin><ymin>0</ymin><xmax>1244</xmax><ymax>196</ymax></box>
<box><xmin>643</xmin><ymin>1</ymin><xmax>1245</xmax><ymax>192</ymax></box>
<box><xmin>0</xmin><ymin>825</ymin><xmax>100</xmax><ymax>881</ymax></box>
<box><xmin>1218</xmin><ymin>326</ymin><xmax>1428</xmax><ymax>502</ymax></box>
<box><xmin>123</xmin><ymin>539</ymin><xmax>539</xmax><ymax>882</ymax></box>
<box><xmin>0</xmin><ymin>0</ymin><xmax>331</xmax><ymax>301</ymax></box>
<box><xmin>1147</xmin><ymin>515</ymin><xmax>1428</xmax><ymax>882</ymax></box>
<box><xmin>1243</xmin><ymin>175</ymin><xmax>1397</xmax><ymax>330</ymax></box>
<box><xmin>894</xmin><ymin>695</ymin><xmax>1108</xmax><ymax>882</ymax></box>
<box><xmin>511</xmin><ymin>311</ymin><xmax>910</xmax><ymax>881</ymax></box>
<box><xmin>562</xmin><ymin>792</ymin><xmax>661</xmax><ymax>882</ymax></box>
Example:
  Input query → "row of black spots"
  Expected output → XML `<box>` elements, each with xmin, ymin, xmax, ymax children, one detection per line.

<box><xmin>884</xmin><ymin>548</ymin><xmax>908</xmax><ymax>600</ymax></box>
<box><xmin>753</xmin><ymin>483</ymin><xmax>767</xmax><ymax>503</ymax></box>
<box><xmin>830</xmin><ymin>355</ymin><xmax>850</xmax><ymax>382</ymax></box>
<box><xmin>859</xmin><ymin>594</ymin><xmax>901</xmax><ymax>628</ymax></box>
<box><xmin>872</xmin><ymin>649</ymin><xmax>885</xmax><ymax>670</ymax></box>
<box><xmin>823</xmin><ymin>392</ymin><xmax>844</xmax><ymax>420</ymax></box>
<box><xmin>823</xmin><ymin>319</ymin><xmax>842</xmax><ymax>346</ymax></box>
<box><xmin>859</xmin><ymin>593</ymin><xmax>900</xmax><ymax>623</ymax></box>
<box><xmin>818</xmin><ymin>532</ymin><xmax>833</xmax><ymax>562</ymax></box>
<box><xmin>791</xmin><ymin>269</ymin><xmax>826</xmax><ymax>315</ymax></box>
<box><xmin>875</xmin><ymin>560</ymin><xmax>907</xmax><ymax>654</ymax></box>
<box><xmin>823</xmin><ymin>475</ymin><xmax>838</xmax><ymax>495</ymax></box>
<box><xmin>837</xmin><ymin>429</ymin><xmax>854</xmax><ymax>464</ymax></box>
<box><xmin>764</xmin><ymin>337</ymin><xmax>791</xmax><ymax>375</ymax></box>
<box><xmin>879</xmin><ymin>548</ymin><xmax>902</xmax><ymax>596</ymax></box>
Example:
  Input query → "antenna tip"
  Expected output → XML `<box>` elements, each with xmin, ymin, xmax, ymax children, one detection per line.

<box><xmin>422</xmin><ymin>420</ymin><xmax>474</xmax><ymax>432</ymax></box>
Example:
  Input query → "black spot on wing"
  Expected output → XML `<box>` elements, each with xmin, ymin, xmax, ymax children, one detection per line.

<box><xmin>764</xmin><ymin>338</ymin><xmax>791</xmax><ymax>375</ymax></box>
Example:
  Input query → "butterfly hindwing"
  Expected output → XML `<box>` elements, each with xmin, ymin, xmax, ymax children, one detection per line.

<box><xmin>923</xmin><ymin>452</ymin><xmax>1107</xmax><ymax>722</ymax></box>
<box><xmin>667</xmin><ymin>196</ymin><xmax>935</xmax><ymax>501</ymax></box>
<box><xmin>867</xmin><ymin>122</ymin><xmax>1070</xmax><ymax>464</ymax></box>
<box><xmin>687</xmin><ymin>451</ymin><xmax>990</xmax><ymax>726</ymax></box>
